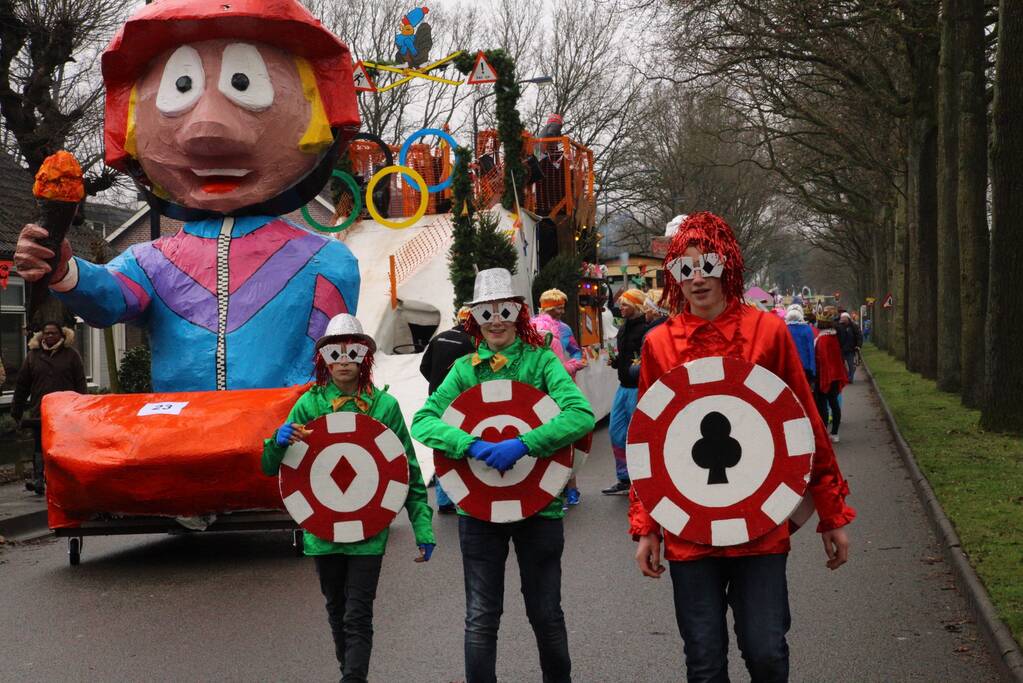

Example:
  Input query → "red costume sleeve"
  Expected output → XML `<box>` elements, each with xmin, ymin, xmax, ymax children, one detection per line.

<box><xmin>768</xmin><ymin>323</ymin><xmax>856</xmax><ymax>532</ymax></box>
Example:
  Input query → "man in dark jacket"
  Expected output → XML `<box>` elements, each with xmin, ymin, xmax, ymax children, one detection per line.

<box><xmin>12</xmin><ymin>321</ymin><xmax>87</xmax><ymax>494</ymax></box>
<box><xmin>837</xmin><ymin>312</ymin><xmax>863</xmax><ymax>383</ymax></box>
<box><xmin>603</xmin><ymin>289</ymin><xmax>649</xmax><ymax>495</ymax></box>
<box><xmin>418</xmin><ymin>307</ymin><xmax>475</xmax><ymax>511</ymax></box>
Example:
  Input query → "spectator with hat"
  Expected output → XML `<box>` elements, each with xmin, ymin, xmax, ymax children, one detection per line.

<box><xmin>603</xmin><ymin>287</ymin><xmax>649</xmax><ymax>495</ymax></box>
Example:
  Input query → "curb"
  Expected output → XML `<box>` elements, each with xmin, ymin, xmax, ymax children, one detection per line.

<box><xmin>0</xmin><ymin>508</ymin><xmax>49</xmax><ymax>541</ymax></box>
<box><xmin>863</xmin><ymin>358</ymin><xmax>1023</xmax><ymax>682</ymax></box>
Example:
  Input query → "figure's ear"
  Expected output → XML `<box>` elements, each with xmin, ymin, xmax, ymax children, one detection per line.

<box><xmin>295</xmin><ymin>57</ymin><xmax>333</xmax><ymax>153</ymax></box>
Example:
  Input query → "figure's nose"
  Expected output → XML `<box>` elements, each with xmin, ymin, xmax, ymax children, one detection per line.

<box><xmin>176</xmin><ymin>90</ymin><xmax>258</xmax><ymax>157</ymax></box>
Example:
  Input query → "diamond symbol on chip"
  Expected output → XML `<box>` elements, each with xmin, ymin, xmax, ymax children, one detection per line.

<box><xmin>332</xmin><ymin>456</ymin><xmax>358</xmax><ymax>493</ymax></box>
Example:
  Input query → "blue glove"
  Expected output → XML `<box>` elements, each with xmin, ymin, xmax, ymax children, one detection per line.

<box><xmin>275</xmin><ymin>423</ymin><xmax>295</xmax><ymax>447</ymax></box>
<box><xmin>417</xmin><ymin>543</ymin><xmax>435</xmax><ymax>562</ymax></box>
<box><xmin>484</xmin><ymin>438</ymin><xmax>529</xmax><ymax>473</ymax></box>
<box><xmin>467</xmin><ymin>439</ymin><xmax>493</xmax><ymax>460</ymax></box>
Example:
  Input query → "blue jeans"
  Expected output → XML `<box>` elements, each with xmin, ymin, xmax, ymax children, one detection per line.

<box><xmin>843</xmin><ymin>351</ymin><xmax>857</xmax><ymax>382</ymax></box>
<box><xmin>669</xmin><ymin>554</ymin><xmax>790</xmax><ymax>683</ymax></box>
<box><xmin>436</xmin><ymin>481</ymin><xmax>452</xmax><ymax>507</ymax></box>
<box><xmin>610</xmin><ymin>386</ymin><xmax>639</xmax><ymax>481</ymax></box>
<box><xmin>458</xmin><ymin>515</ymin><xmax>571</xmax><ymax>683</ymax></box>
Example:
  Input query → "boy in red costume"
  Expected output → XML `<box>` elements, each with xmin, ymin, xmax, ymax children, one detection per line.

<box><xmin>630</xmin><ymin>212</ymin><xmax>855</xmax><ymax>682</ymax></box>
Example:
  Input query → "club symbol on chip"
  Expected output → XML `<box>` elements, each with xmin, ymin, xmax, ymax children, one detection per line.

<box><xmin>692</xmin><ymin>411</ymin><xmax>742</xmax><ymax>485</ymax></box>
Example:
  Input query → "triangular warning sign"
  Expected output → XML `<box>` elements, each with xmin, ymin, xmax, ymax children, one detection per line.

<box><xmin>466</xmin><ymin>51</ymin><xmax>498</xmax><ymax>85</ymax></box>
<box><xmin>353</xmin><ymin>61</ymin><xmax>377</xmax><ymax>93</ymax></box>
<box><xmin>882</xmin><ymin>293</ymin><xmax>894</xmax><ymax>309</ymax></box>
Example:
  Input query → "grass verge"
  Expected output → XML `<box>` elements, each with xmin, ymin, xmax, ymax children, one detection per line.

<box><xmin>862</xmin><ymin>345</ymin><xmax>1023</xmax><ymax>646</ymax></box>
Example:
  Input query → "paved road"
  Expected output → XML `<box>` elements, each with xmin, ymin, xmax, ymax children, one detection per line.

<box><xmin>0</xmin><ymin>380</ymin><xmax>1001</xmax><ymax>681</ymax></box>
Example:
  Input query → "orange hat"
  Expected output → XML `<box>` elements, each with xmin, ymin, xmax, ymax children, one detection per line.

<box><xmin>456</xmin><ymin>306</ymin><xmax>471</xmax><ymax>323</ymax></box>
<box><xmin>619</xmin><ymin>289</ymin><xmax>646</xmax><ymax>308</ymax></box>
<box><xmin>539</xmin><ymin>289</ymin><xmax>568</xmax><ymax>309</ymax></box>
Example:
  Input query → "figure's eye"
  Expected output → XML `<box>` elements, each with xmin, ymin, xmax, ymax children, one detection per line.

<box><xmin>156</xmin><ymin>46</ymin><xmax>205</xmax><ymax>116</ymax></box>
<box><xmin>218</xmin><ymin>43</ymin><xmax>274</xmax><ymax>111</ymax></box>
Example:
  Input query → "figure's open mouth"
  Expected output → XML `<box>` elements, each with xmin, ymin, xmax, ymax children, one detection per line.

<box><xmin>192</xmin><ymin>168</ymin><xmax>251</xmax><ymax>194</ymax></box>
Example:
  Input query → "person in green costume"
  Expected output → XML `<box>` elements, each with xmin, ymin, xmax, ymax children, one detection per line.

<box><xmin>263</xmin><ymin>313</ymin><xmax>435</xmax><ymax>683</ymax></box>
<box><xmin>411</xmin><ymin>268</ymin><xmax>595</xmax><ymax>683</ymax></box>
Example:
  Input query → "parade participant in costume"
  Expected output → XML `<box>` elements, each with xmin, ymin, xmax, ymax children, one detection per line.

<box><xmin>263</xmin><ymin>313</ymin><xmax>435</xmax><ymax>682</ymax></box>
<box><xmin>785</xmin><ymin>304</ymin><xmax>816</xmax><ymax>389</ymax></box>
<box><xmin>814</xmin><ymin>307</ymin><xmax>849</xmax><ymax>443</ymax></box>
<box><xmin>603</xmin><ymin>288</ymin><xmax>649</xmax><ymax>495</ymax></box>
<box><xmin>837</xmin><ymin>312</ymin><xmax>863</xmax><ymax>383</ymax></box>
<box><xmin>420</xmin><ymin>305</ymin><xmax>476</xmax><ymax>513</ymax></box>
<box><xmin>14</xmin><ymin>0</ymin><xmax>361</xmax><ymax>392</ymax></box>
<box><xmin>411</xmin><ymin>268</ymin><xmax>594</xmax><ymax>683</ymax></box>
<box><xmin>631</xmin><ymin>212</ymin><xmax>854</xmax><ymax>682</ymax></box>
<box><xmin>533</xmin><ymin>288</ymin><xmax>587</xmax><ymax>507</ymax></box>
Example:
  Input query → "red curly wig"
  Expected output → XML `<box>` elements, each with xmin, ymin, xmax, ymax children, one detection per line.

<box><xmin>314</xmin><ymin>335</ymin><xmax>375</xmax><ymax>394</ymax></box>
<box><xmin>462</xmin><ymin>300</ymin><xmax>546</xmax><ymax>348</ymax></box>
<box><xmin>661</xmin><ymin>211</ymin><xmax>746</xmax><ymax>314</ymax></box>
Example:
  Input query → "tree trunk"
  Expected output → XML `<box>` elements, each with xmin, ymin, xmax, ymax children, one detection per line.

<box><xmin>103</xmin><ymin>326</ymin><xmax>120</xmax><ymax>393</ymax></box>
<box><xmin>906</xmin><ymin>33</ymin><xmax>940</xmax><ymax>379</ymax></box>
<box><xmin>893</xmin><ymin>170</ymin><xmax>909</xmax><ymax>361</ymax></box>
<box><xmin>956</xmin><ymin>0</ymin><xmax>989</xmax><ymax>407</ymax></box>
<box><xmin>982</xmin><ymin>0</ymin><xmax>1023</xmax><ymax>432</ymax></box>
<box><xmin>936</xmin><ymin>0</ymin><xmax>962</xmax><ymax>391</ymax></box>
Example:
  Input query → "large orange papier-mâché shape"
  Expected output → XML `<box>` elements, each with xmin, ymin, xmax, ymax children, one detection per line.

<box><xmin>33</xmin><ymin>151</ymin><xmax>85</xmax><ymax>202</ymax></box>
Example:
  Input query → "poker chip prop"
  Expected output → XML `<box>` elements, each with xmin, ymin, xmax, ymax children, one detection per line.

<box><xmin>279</xmin><ymin>413</ymin><xmax>410</xmax><ymax>543</ymax></box>
<box><xmin>571</xmin><ymin>431</ymin><xmax>594</xmax><ymax>476</ymax></box>
<box><xmin>627</xmin><ymin>356</ymin><xmax>815</xmax><ymax>547</ymax></box>
<box><xmin>434</xmin><ymin>380</ymin><xmax>574</xmax><ymax>523</ymax></box>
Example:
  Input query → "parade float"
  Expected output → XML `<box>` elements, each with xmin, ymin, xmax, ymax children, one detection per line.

<box><xmin>23</xmin><ymin>0</ymin><xmax>615</xmax><ymax>564</ymax></box>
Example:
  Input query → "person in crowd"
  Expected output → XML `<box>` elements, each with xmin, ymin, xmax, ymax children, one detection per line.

<box><xmin>262</xmin><ymin>313</ymin><xmax>435</xmax><ymax>682</ymax></box>
<box><xmin>837</xmin><ymin>311</ymin><xmax>863</xmax><ymax>383</ymax></box>
<box><xmin>603</xmin><ymin>288</ymin><xmax>648</xmax><ymax>495</ymax></box>
<box><xmin>814</xmin><ymin>307</ymin><xmax>849</xmax><ymax>442</ymax></box>
<box><xmin>419</xmin><ymin>306</ymin><xmax>477</xmax><ymax>513</ymax></box>
<box><xmin>533</xmin><ymin>288</ymin><xmax>588</xmax><ymax>508</ymax></box>
<box><xmin>631</xmin><ymin>212</ymin><xmax>854</xmax><ymax>682</ymax></box>
<box><xmin>644</xmin><ymin>292</ymin><xmax>669</xmax><ymax>328</ymax></box>
<box><xmin>12</xmin><ymin>321</ymin><xmax>87</xmax><ymax>494</ymax></box>
<box><xmin>862</xmin><ymin>316</ymin><xmax>872</xmax><ymax>343</ymax></box>
<box><xmin>785</xmin><ymin>304</ymin><xmax>816</xmax><ymax>388</ymax></box>
<box><xmin>412</xmin><ymin>268</ymin><xmax>594</xmax><ymax>683</ymax></box>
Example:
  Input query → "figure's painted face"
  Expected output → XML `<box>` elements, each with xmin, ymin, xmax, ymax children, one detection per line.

<box><xmin>133</xmin><ymin>39</ymin><xmax>323</xmax><ymax>213</ymax></box>
<box><xmin>400</xmin><ymin>24</ymin><xmax>415</xmax><ymax>35</ymax></box>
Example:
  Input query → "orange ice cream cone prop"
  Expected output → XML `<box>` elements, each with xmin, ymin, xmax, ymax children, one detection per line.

<box><xmin>30</xmin><ymin>151</ymin><xmax>84</xmax><ymax>316</ymax></box>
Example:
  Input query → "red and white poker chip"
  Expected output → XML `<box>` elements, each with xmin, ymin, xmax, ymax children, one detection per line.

<box><xmin>279</xmin><ymin>413</ymin><xmax>410</xmax><ymax>543</ymax></box>
<box><xmin>571</xmin><ymin>431</ymin><xmax>594</xmax><ymax>475</ymax></box>
<box><xmin>627</xmin><ymin>356</ymin><xmax>815</xmax><ymax>547</ymax></box>
<box><xmin>434</xmin><ymin>380</ymin><xmax>574</xmax><ymax>523</ymax></box>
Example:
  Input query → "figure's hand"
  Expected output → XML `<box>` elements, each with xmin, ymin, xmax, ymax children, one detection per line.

<box><xmin>275</xmin><ymin>423</ymin><xmax>311</xmax><ymax>447</ymax></box>
<box><xmin>415</xmin><ymin>543</ymin><xmax>435</xmax><ymax>563</ymax></box>
<box><xmin>636</xmin><ymin>532</ymin><xmax>665</xmax><ymax>578</ymax></box>
<box><xmin>14</xmin><ymin>224</ymin><xmax>72</xmax><ymax>282</ymax></box>
<box><xmin>821</xmin><ymin>528</ymin><xmax>850</xmax><ymax>570</ymax></box>
<box><xmin>467</xmin><ymin>439</ymin><xmax>493</xmax><ymax>460</ymax></box>
<box><xmin>484</xmin><ymin>438</ymin><xmax>528</xmax><ymax>472</ymax></box>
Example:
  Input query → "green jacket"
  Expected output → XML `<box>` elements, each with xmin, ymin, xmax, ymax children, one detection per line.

<box><xmin>263</xmin><ymin>383</ymin><xmax>435</xmax><ymax>556</ymax></box>
<box><xmin>411</xmin><ymin>338</ymin><xmax>595</xmax><ymax>519</ymax></box>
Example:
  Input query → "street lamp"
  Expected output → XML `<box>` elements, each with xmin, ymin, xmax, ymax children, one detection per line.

<box><xmin>472</xmin><ymin>76</ymin><xmax>553</xmax><ymax>160</ymax></box>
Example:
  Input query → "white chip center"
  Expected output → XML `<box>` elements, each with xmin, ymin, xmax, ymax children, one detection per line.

<box><xmin>468</xmin><ymin>414</ymin><xmax>537</xmax><ymax>487</ymax></box>
<box><xmin>663</xmin><ymin>394</ymin><xmax>773</xmax><ymax>508</ymax></box>
<box><xmin>309</xmin><ymin>443</ymin><xmax>379</xmax><ymax>513</ymax></box>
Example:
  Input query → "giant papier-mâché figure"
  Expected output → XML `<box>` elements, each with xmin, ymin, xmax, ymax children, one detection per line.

<box><xmin>15</xmin><ymin>0</ymin><xmax>362</xmax><ymax>392</ymax></box>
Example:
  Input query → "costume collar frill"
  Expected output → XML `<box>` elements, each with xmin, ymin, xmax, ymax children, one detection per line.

<box><xmin>672</xmin><ymin>298</ymin><xmax>747</xmax><ymax>362</ymax></box>
<box><xmin>471</xmin><ymin>337</ymin><xmax>524</xmax><ymax>374</ymax></box>
<box><xmin>313</xmin><ymin>381</ymin><xmax>376</xmax><ymax>413</ymax></box>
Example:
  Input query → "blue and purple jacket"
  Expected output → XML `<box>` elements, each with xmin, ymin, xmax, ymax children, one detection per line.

<box><xmin>54</xmin><ymin>216</ymin><xmax>359</xmax><ymax>392</ymax></box>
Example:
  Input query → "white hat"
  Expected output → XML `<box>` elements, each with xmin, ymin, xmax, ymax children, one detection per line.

<box><xmin>466</xmin><ymin>268</ymin><xmax>525</xmax><ymax>306</ymax></box>
<box><xmin>317</xmin><ymin>313</ymin><xmax>376</xmax><ymax>352</ymax></box>
<box><xmin>665</xmin><ymin>214</ymin><xmax>688</xmax><ymax>237</ymax></box>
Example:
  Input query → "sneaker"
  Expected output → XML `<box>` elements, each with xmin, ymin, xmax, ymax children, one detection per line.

<box><xmin>601</xmin><ymin>480</ymin><xmax>630</xmax><ymax>496</ymax></box>
<box><xmin>437</xmin><ymin>503</ymin><xmax>456</xmax><ymax>514</ymax></box>
<box><xmin>565</xmin><ymin>488</ymin><xmax>581</xmax><ymax>506</ymax></box>
<box><xmin>830</xmin><ymin>434</ymin><xmax>840</xmax><ymax>443</ymax></box>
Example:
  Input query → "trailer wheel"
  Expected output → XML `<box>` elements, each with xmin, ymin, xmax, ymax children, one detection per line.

<box><xmin>292</xmin><ymin>530</ymin><xmax>304</xmax><ymax>557</ymax></box>
<box><xmin>68</xmin><ymin>537</ymin><xmax>81</xmax><ymax>567</ymax></box>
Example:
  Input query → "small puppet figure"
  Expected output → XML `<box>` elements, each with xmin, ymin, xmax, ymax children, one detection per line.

<box><xmin>394</xmin><ymin>6</ymin><xmax>432</xmax><ymax>67</ymax></box>
<box><xmin>14</xmin><ymin>0</ymin><xmax>363</xmax><ymax>392</ymax></box>
<box><xmin>263</xmin><ymin>313</ymin><xmax>435</xmax><ymax>680</ymax></box>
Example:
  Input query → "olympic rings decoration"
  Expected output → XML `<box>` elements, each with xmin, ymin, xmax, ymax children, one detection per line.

<box><xmin>366</xmin><ymin>165</ymin><xmax>430</xmax><ymax>229</ymax></box>
<box><xmin>399</xmin><ymin>128</ymin><xmax>458</xmax><ymax>193</ymax></box>
<box><xmin>302</xmin><ymin>170</ymin><xmax>363</xmax><ymax>233</ymax></box>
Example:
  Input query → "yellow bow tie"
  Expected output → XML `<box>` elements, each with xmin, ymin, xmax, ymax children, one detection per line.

<box><xmin>332</xmin><ymin>395</ymin><xmax>369</xmax><ymax>412</ymax></box>
<box><xmin>472</xmin><ymin>352</ymin><xmax>509</xmax><ymax>372</ymax></box>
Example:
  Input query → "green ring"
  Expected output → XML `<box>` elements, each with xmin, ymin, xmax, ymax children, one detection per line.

<box><xmin>302</xmin><ymin>170</ymin><xmax>363</xmax><ymax>233</ymax></box>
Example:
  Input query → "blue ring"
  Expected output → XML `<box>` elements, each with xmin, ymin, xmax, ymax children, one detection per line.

<box><xmin>398</xmin><ymin>128</ymin><xmax>458</xmax><ymax>192</ymax></box>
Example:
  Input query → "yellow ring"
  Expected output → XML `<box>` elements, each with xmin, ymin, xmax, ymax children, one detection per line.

<box><xmin>366</xmin><ymin>165</ymin><xmax>430</xmax><ymax>229</ymax></box>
